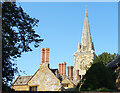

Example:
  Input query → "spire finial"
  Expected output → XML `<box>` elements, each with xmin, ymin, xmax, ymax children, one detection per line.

<box><xmin>85</xmin><ymin>5</ymin><xmax>87</xmax><ymax>11</ymax></box>
<box><xmin>85</xmin><ymin>5</ymin><xmax>88</xmax><ymax>17</ymax></box>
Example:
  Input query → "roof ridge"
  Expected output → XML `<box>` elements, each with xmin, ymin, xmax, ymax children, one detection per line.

<box><xmin>26</xmin><ymin>68</ymin><xmax>40</xmax><ymax>84</ymax></box>
<box><xmin>20</xmin><ymin>75</ymin><xmax>32</xmax><ymax>77</ymax></box>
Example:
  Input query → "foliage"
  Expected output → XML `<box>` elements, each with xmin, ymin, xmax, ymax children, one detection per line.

<box><xmin>80</xmin><ymin>62</ymin><xmax>116</xmax><ymax>91</ymax></box>
<box><xmin>92</xmin><ymin>88</ymin><xmax>117</xmax><ymax>92</ymax></box>
<box><xmin>2</xmin><ymin>2</ymin><xmax>43</xmax><ymax>85</ymax></box>
<box><xmin>2</xmin><ymin>83</ymin><xmax>15</xmax><ymax>92</ymax></box>
<box><xmin>94</xmin><ymin>52</ymin><xmax>119</xmax><ymax>65</ymax></box>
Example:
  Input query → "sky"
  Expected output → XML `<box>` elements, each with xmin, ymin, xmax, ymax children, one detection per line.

<box><xmin>13</xmin><ymin>2</ymin><xmax>118</xmax><ymax>79</ymax></box>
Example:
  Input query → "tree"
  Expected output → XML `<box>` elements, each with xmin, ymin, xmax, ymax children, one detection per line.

<box><xmin>80</xmin><ymin>62</ymin><xmax>116</xmax><ymax>91</ymax></box>
<box><xmin>2</xmin><ymin>2</ymin><xmax>43</xmax><ymax>86</ymax></box>
<box><xmin>94</xmin><ymin>52</ymin><xmax>119</xmax><ymax>65</ymax></box>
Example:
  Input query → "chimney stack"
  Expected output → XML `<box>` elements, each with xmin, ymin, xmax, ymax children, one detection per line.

<box><xmin>76</xmin><ymin>70</ymin><xmax>80</xmax><ymax>80</ymax></box>
<box><xmin>45</xmin><ymin>48</ymin><xmax>49</xmax><ymax>63</ymax></box>
<box><xmin>41</xmin><ymin>48</ymin><xmax>45</xmax><ymax>64</ymax></box>
<box><xmin>67</xmin><ymin>66</ymin><xmax>73</xmax><ymax>79</ymax></box>
<box><xmin>59</xmin><ymin>63</ymin><xmax>61</xmax><ymax>75</ymax></box>
<box><xmin>59</xmin><ymin>62</ymin><xmax>66</xmax><ymax>76</ymax></box>
<box><xmin>63</xmin><ymin>62</ymin><xmax>66</xmax><ymax>76</ymax></box>
<box><xmin>41</xmin><ymin>48</ymin><xmax>50</xmax><ymax>65</ymax></box>
<box><xmin>61</xmin><ymin>63</ymin><xmax>63</xmax><ymax>75</ymax></box>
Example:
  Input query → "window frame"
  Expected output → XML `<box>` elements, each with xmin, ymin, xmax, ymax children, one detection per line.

<box><xmin>29</xmin><ymin>86</ymin><xmax>38</xmax><ymax>91</ymax></box>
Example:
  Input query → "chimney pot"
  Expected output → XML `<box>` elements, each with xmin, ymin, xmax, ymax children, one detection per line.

<box><xmin>45</xmin><ymin>48</ymin><xmax>50</xmax><ymax>63</ymax></box>
<box><xmin>61</xmin><ymin>63</ymin><xmax>64</xmax><ymax>75</ymax></box>
<box><xmin>67</xmin><ymin>66</ymin><xmax>73</xmax><ymax>79</ymax></box>
<box><xmin>41</xmin><ymin>48</ymin><xmax>45</xmax><ymax>64</ymax></box>
<box><xmin>63</xmin><ymin>62</ymin><xmax>66</xmax><ymax>76</ymax></box>
<box><xmin>59</xmin><ymin>63</ymin><xmax>61</xmax><ymax>75</ymax></box>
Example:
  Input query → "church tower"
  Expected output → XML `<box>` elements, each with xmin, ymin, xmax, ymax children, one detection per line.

<box><xmin>73</xmin><ymin>9</ymin><xmax>95</xmax><ymax>82</ymax></box>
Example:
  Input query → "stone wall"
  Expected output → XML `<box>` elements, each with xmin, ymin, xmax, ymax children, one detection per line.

<box><xmin>73</xmin><ymin>51</ymin><xmax>94</xmax><ymax>81</ymax></box>
<box><xmin>28</xmin><ymin>63</ymin><xmax>61</xmax><ymax>91</ymax></box>
<box><xmin>61</xmin><ymin>77</ymin><xmax>74</xmax><ymax>89</ymax></box>
<box><xmin>12</xmin><ymin>85</ymin><xmax>29</xmax><ymax>91</ymax></box>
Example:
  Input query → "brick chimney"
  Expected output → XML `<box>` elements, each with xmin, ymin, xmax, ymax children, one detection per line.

<box><xmin>41</xmin><ymin>48</ymin><xmax>45</xmax><ymax>64</ymax></box>
<box><xmin>45</xmin><ymin>48</ymin><xmax>49</xmax><ymax>63</ymax></box>
<box><xmin>76</xmin><ymin>70</ymin><xmax>80</xmax><ymax>80</ymax></box>
<box><xmin>63</xmin><ymin>62</ymin><xmax>66</xmax><ymax>76</ymax></box>
<box><xmin>59</xmin><ymin>63</ymin><xmax>61</xmax><ymax>75</ymax></box>
<box><xmin>59</xmin><ymin>62</ymin><xmax>66</xmax><ymax>76</ymax></box>
<box><xmin>67</xmin><ymin>66</ymin><xmax>73</xmax><ymax>79</ymax></box>
<box><xmin>61</xmin><ymin>63</ymin><xmax>63</xmax><ymax>75</ymax></box>
<box><xmin>67</xmin><ymin>66</ymin><xmax>69</xmax><ymax>77</ymax></box>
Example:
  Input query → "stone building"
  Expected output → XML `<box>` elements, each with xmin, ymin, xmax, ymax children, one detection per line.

<box><xmin>73</xmin><ymin>9</ymin><xmax>95</xmax><ymax>84</ymax></box>
<box><xmin>12</xmin><ymin>9</ymin><xmax>94</xmax><ymax>91</ymax></box>
<box><xmin>12</xmin><ymin>48</ymin><xmax>75</xmax><ymax>91</ymax></box>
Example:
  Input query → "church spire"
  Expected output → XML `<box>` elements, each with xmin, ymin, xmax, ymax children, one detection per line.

<box><xmin>81</xmin><ymin>9</ymin><xmax>93</xmax><ymax>52</ymax></box>
<box><xmin>85</xmin><ymin>5</ymin><xmax>87</xmax><ymax>17</ymax></box>
<box><xmin>77</xmin><ymin>40</ymin><xmax>81</xmax><ymax>52</ymax></box>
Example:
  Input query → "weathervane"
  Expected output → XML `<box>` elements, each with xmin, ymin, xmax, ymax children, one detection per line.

<box><xmin>85</xmin><ymin>5</ymin><xmax>87</xmax><ymax>11</ymax></box>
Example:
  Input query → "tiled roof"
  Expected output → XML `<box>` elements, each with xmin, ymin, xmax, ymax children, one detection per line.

<box><xmin>60</xmin><ymin>75</ymin><xmax>75</xmax><ymax>85</ymax></box>
<box><xmin>13</xmin><ymin>76</ymin><xmax>32</xmax><ymax>85</ymax></box>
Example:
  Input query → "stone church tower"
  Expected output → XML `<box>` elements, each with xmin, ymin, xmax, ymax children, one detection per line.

<box><xmin>73</xmin><ymin>9</ymin><xmax>95</xmax><ymax>82</ymax></box>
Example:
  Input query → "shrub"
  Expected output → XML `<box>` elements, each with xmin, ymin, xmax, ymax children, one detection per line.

<box><xmin>80</xmin><ymin>62</ymin><xmax>116</xmax><ymax>91</ymax></box>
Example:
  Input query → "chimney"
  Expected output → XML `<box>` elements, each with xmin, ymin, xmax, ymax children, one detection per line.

<box><xmin>67</xmin><ymin>66</ymin><xmax>73</xmax><ymax>79</ymax></box>
<box><xmin>45</xmin><ymin>48</ymin><xmax>49</xmax><ymax>63</ymax></box>
<box><xmin>41</xmin><ymin>48</ymin><xmax>45</xmax><ymax>64</ymax></box>
<box><xmin>63</xmin><ymin>62</ymin><xmax>66</xmax><ymax>76</ymax></box>
<box><xmin>59</xmin><ymin>63</ymin><xmax>61</xmax><ymax>75</ymax></box>
<box><xmin>61</xmin><ymin>63</ymin><xmax>63</xmax><ymax>75</ymax></box>
<box><xmin>76</xmin><ymin>70</ymin><xmax>80</xmax><ymax>80</ymax></box>
<box><xmin>67</xmin><ymin>66</ymin><xmax>69</xmax><ymax>77</ymax></box>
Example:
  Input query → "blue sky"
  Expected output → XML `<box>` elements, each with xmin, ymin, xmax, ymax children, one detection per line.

<box><xmin>14</xmin><ymin>2</ymin><xmax>118</xmax><ymax>78</ymax></box>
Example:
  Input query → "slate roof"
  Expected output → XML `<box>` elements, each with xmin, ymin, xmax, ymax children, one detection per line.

<box><xmin>50</xmin><ymin>69</ymin><xmax>58</xmax><ymax>75</ymax></box>
<box><xmin>106</xmin><ymin>55</ymin><xmax>120</xmax><ymax>68</ymax></box>
<box><xmin>13</xmin><ymin>76</ymin><xmax>32</xmax><ymax>85</ymax></box>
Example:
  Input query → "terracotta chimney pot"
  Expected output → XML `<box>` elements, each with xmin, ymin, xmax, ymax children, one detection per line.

<box><xmin>45</xmin><ymin>48</ymin><xmax>49</xmax><ymax>63</ymax></box>
<box><xmin>41</xmin><ymin>48</ymin><xmax>45</xmax><ymax>64</ymax></box>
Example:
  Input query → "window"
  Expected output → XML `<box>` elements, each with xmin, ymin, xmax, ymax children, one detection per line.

<box><xmin>29</xmin><ymin>86</ymin><xmax>37</xmax><ymax>91</ymax></box>
<box><xmin>83</xmin><ymin>46</ymin><xmax>87</xmax><ymax>51</ymax></box>
<box><xmin>62</xmin><ymin>84</ymin><xmax>68</xmax><ymax>87</ymax></box>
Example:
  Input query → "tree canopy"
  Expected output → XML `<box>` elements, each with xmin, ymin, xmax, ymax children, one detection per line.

<box><xmin>2</xmin><ymin>2</ymin><xmax>43</xmax><ymax>85</ymax></box>
<box><xmin>75</xmin><ymin>52</ymin><xmax>119</xmax><ymax>91</ymax></box>
<box><xmin>94</xmin><ymin>52</ymin><xmax>119</xmax><ymax>65</ymax></box>
<box><xmin>80</xmin><ymin>62</ymin><xmax>116</xmax><ymax>91</ymax></box>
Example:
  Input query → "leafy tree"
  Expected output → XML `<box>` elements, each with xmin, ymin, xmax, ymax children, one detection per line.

<box><xmin>80</xmin><ymin>62</ymin><xmax>116</xmax><ymax>91</ymax></box>
<box><xmin>2</xmin><ymin>2</ymin><xmax>43</xmax><ymax>86</ymax></box>
<box><xmin>94</xmin><ymin>52</ymin><xmax>119</xmax><ymax>65</ymax></box>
